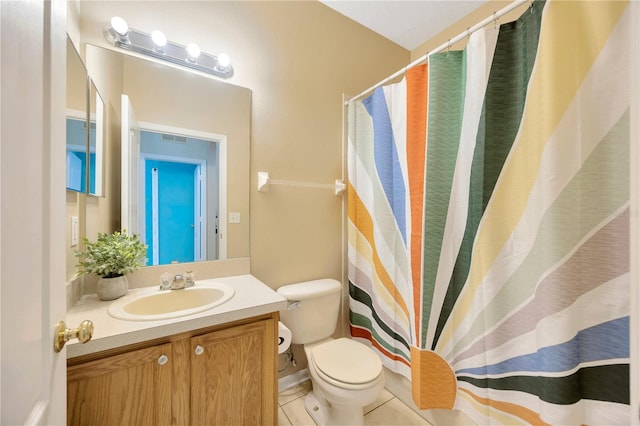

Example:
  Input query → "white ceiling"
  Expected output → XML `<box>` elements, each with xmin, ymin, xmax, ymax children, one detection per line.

<box><xmin>320</xmin><ymin>1</ymin><xmax>489</xmax><ymax>51</ymax></box>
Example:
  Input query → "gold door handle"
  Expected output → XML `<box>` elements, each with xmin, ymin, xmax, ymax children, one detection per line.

<box><xmin>54</xmin><ymin>320</ymin><xmax>94</xmax><ymax>352</ymax></box>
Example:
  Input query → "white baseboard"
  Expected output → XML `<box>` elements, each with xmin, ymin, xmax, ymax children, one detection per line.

<box><xmin>278</xmin><ymin>368</ymin><xmax>310</xmax><ymax>392</ymax></box>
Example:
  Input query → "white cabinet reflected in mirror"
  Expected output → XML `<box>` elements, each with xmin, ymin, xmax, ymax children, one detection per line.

<box><xmin>66</xmin><ymin>37</ymin><xmax>88</xmax><ymax>193</ymax></box>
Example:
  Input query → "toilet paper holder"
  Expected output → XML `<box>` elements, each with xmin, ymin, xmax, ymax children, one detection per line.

<box><xmin>277</xmin><ymin>321</ymin><xmax>292</xmax><ymax>355</ymax></box>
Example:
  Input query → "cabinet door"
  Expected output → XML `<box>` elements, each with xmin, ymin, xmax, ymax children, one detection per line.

<box><xmin>67</xmin><ymin>343</ymin><xmax>173</xmax><ymax>426</ymax></box>
<box><xmin>191</xmin><ymin>318</ymin><xmax>277</xmax><ymax>425</ymax></box>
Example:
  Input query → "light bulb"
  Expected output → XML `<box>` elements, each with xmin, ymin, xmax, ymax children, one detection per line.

<box><xmin>186</xmin><ymin>43</ymin><xmax>201</xmax><ymax>61</ymax></box>
<box><xmin>110</xmin><ymin>16</ymin><xmax>129</xmax><ymax>36</ymax></box>
<box><xmin>151</xmin><ymin>30</ymin><xmax>167</xmax><ymax>48</ymax></box>
<box><xmin>217</xmin><ymin>53</ymin><xmax>231</xmax><ymax>68</ymax></box>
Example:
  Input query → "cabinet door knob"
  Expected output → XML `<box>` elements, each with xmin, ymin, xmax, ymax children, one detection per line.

<box><xmin>195</xmin><ymin>345</ymin><xmax>204</xmax><ymax>356</ymax></box>
<box><xmin>53</xmin><ymin>320</ymin><xmax>94</xmax><ymax>352</ymax></box>
<box><xmin>158</xmin><ymin>354</ymin><xmax>169</xmax><ymax>365</ymax></box>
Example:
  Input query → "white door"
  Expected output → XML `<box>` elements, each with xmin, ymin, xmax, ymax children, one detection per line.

<box><xmin>121</xmin><ymin>95</ymin><xmax>141</xmax><ymax>236</ymax></box>
<box><xmin>194</xmin><ymin>164</ymin><xmax>208</xmax><ymax>261</ymax></box>
<box><xmin>631</xmin><ymin>2</ymin><xmax>640</xmax><ymax>423</ymax></box>
<box><xmin>1</xmin><ymin>1</ymin><xmax>67</xmax><ymax>424</ymax></box>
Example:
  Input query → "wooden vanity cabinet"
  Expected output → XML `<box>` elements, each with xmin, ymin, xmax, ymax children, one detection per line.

<box><xmin>67</xmin><ymin>343</ymin><xmax>173</xmax><ymax>426</ymax></box>
<box><xmin>190</xmin><ymin>320</ymin><xmax>276</xmax><ymax>425</ymax></box>
<box><xmin>67</xmin><ymin>314</ymin><xmax>278</xmax><ymax>426</ymax></box>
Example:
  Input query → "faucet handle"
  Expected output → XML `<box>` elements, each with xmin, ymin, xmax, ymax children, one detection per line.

<box><xmin>185</xmin><ymin>270</ymin><xmax>195</xmax><ymax>287</ymax></box>
<box><xmin>159</xmin><ymin>272</ymin><xmax>171</xmax><ymax>290</ymax></box>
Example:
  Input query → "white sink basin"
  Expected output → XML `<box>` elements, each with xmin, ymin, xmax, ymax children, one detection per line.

<box><xmin>108</xmin><ymin>282</ymin><xmax>235</xmax><ymax>321</ymax></box>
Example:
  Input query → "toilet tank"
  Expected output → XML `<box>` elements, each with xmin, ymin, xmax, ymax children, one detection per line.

<box><xmin>277</xmin><ymin>279</ymin><xmax>341</xmax><ymax>345</ymax></box>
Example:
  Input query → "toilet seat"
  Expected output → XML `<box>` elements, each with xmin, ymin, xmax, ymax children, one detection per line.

<box><xmin>310</xmin><ymin>338</ymin><xmax>382</xmax><ymax>390</ymax></box>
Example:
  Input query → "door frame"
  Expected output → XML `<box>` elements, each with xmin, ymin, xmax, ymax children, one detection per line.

<box><xmin>138</xmin><ymin>121</ymin><xmax>227</xmax><ymax>260</ymax></box>
<box><xmin>121</xmin><ymin>94</ymin><xmax>141</xmax><ymax>236</ymax></box>
<box><xmin>140</xmin><ymin>153</ymin><xmax>207</xmax><ymax>264</ymax></box>
<box><xmin>630</xmin><ymin>1</ymin><xmax>640</xmax><ymax>423</ymax></box>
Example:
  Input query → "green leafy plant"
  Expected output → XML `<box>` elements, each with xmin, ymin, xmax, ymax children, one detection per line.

<box><xmin>76</xmin><ymin>230</ymin><xmax>147</xmax><ymax>278</ymax></box>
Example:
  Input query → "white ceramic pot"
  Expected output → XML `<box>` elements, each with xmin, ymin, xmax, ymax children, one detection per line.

<box><xmin>97</xmin><ymin>275</ymin><xmax>128</xmax><ymax>301</ymax></box>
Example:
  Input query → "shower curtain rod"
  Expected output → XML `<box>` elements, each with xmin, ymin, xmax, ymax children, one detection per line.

<box><xmin>345</xmin><ymin>0</ymin><xmax>529</xmax><ymax>105</ymax></box>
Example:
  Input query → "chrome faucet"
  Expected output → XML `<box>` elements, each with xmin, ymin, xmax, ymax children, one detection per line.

<box><xmin>159</xmin><ymin>272</ymin><xmax>195</xmax><ymax>291</ymax></box>
<box><xmin>170</xmin><ymin>274</ymin><xmax>185</xmax><ymax>290</ymax></box>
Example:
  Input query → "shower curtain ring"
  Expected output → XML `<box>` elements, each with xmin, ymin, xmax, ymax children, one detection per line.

<box><xmin>493</xmin><ymin>12</ymin><xmax>498</xmax><ymax>29</ymax></box>
<box><xmin>447</xmin><ymin>39</ymin><xmax>451</xmax><ymax>52</ymax></box>
<box><xmin>466</xmin><ymin>27</ymin><xmax>471</xmax><ymax>39</ymax></box>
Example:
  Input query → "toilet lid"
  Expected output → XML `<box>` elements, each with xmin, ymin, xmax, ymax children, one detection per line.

<box><xmin>311</xmin><ymin>338</ymin><xmax>382</xmax><ymax>385</ymax></box>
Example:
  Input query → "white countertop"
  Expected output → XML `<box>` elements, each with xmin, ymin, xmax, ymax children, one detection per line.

<box><xmin>66</xmin><ymin>274</ymin><xmax>287</xmax><ymax>359</ymax></box>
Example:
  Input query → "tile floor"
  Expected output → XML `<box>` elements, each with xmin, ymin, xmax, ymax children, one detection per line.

<box><xmin>278</xmin><ymin>381</ymin><xmax>432</xmax><ymax>426</ymax></box>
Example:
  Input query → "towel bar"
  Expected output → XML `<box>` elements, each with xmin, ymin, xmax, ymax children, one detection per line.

<box><xmin>257</xmin><ymin>172</ymin><xmax>345</xmax><ymax>196</ymax></box>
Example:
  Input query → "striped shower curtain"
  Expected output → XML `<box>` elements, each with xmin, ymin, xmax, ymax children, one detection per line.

<box><xmin>347</xmin><ymin>1</ymin><xmax>631</xmax><ymax>424</ymax></box>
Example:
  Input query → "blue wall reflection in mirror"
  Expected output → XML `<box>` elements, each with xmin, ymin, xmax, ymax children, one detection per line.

<box><xmin>140</xmin><ymin>130</ymin><xmax>218</xmax><ymax>265</ymax></box>
<box><xmin>66</xmin><ymin>118</ymin><xmax>97</xmax><ymax>193</ymax></box>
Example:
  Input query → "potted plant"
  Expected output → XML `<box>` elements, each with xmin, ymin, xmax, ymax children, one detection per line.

<box><xmin>76</xmin><ymin>230</ymin><xmax>147</xmax><ymax>301</ymax></box>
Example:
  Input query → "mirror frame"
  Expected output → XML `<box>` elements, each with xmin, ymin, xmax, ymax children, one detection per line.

<box><xmin>88</xmin><ymin>81</ymin><xmax>105</xmax><ymax>197</ymax></box>
<box><xmin>66</xmin><ymin>36</ymin><xmax>89</xmax><ymax>194</ymax></box>
<box><xmin>66</xmin><ymin>36</ymin><xmax>105</xmax><ymax>197</ymax></box>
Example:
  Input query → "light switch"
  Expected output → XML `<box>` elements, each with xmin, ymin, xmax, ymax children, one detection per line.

<box><xmin>71</xmin><ymin>216</ymin><xmax>79</xmax><ymax>247</ymax></box>
<box><xmin>229</xmin><ymin>212</ymin><xmax>241</xmax><ymax>224</ymax></box>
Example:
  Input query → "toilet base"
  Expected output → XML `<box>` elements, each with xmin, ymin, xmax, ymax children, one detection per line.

<box><xmin>301</xmin><ymin>339</ymin><xmax>384</xmax><ymax>425</ymax></box>
<box><xmin>304</xmin><ymin>391</ymin><xmax>365</xmax><ymax>426</ymax></box>
<box><xmin>304</xmin><ymin>392</ymin><xmax>328</xmax><ymax>425</ymax></box>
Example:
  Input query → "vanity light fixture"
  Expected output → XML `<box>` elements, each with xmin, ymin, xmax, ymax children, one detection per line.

<box><xmin>110</xmin><ymin>16</ymin><xmax>129</xmax><ymax>42</ymax></box>
<box><xmin>217</xmin><ymin>53</ymin><xmax>231</xmax><ymax>70</ymax></box>
<box><xmin>186</xmin><ymin>43</ymin><xmax>201</xmax><ymax>62</ymax></box>
<box><xmin>151</xmin><ymin>30</ymin><xmax>167</xmax><ymax>53</ymax></box>
<box><xmin>104</xmin><ymin>17</ymin><xmax>234</xmax><ymax>79</ymax></box>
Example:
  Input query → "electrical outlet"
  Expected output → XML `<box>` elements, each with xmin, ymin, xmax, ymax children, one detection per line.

<box><xmin>229</xmin><ymin>212</ymin><xmax>241</xmax><ymax>224</ymax></box>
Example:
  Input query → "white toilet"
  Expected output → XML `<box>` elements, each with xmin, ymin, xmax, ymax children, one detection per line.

<box><xmin>278</xmin><ymin>279</ymin><xmax>384</xmax><ymax>426</ymax></box>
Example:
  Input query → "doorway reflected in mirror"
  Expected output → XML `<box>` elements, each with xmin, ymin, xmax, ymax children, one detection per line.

<box><xmin>139</xmin><ymin>129</ymin><xmax>222</xmax><ymax>266</ymax></box>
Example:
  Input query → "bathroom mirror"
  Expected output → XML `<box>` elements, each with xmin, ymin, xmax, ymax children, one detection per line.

<box><xmin>88</xmin><ymin>81</ymin><xmax>104</xmax><ymax>197</ymax></box>
<box><xmin>86</xmin><ymin>45</ymin><xmax>251</xmax><ymax>265</ymax></box>
<box><xmin>66</xmin><ymin>37</ymin><xmax>88</xmax><ymax>193</ymax></box>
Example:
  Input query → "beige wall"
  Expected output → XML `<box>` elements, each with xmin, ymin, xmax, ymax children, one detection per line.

<box><xmin>410</xmin><ymin>0</ymin><xmax>531</xmax><ymax>59</ymax></box>
<box><xmin>84</xmin><ymin>43</ymin><xmax>123</xmax><ymax>243</ymax></box>
<box><xmin>66</xmin><ymin>193</ymin><xmax>84</xmax><ymax>282</ymax></box>
<box><xmin>76</xmin><ymin>1</ymin><xmax>409</xmax><ymax>290</ymax></box>
<box><xmin>66</xmin><ymin>0</ymin><xmax>81</xmax><ymax>49</ymax></box>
